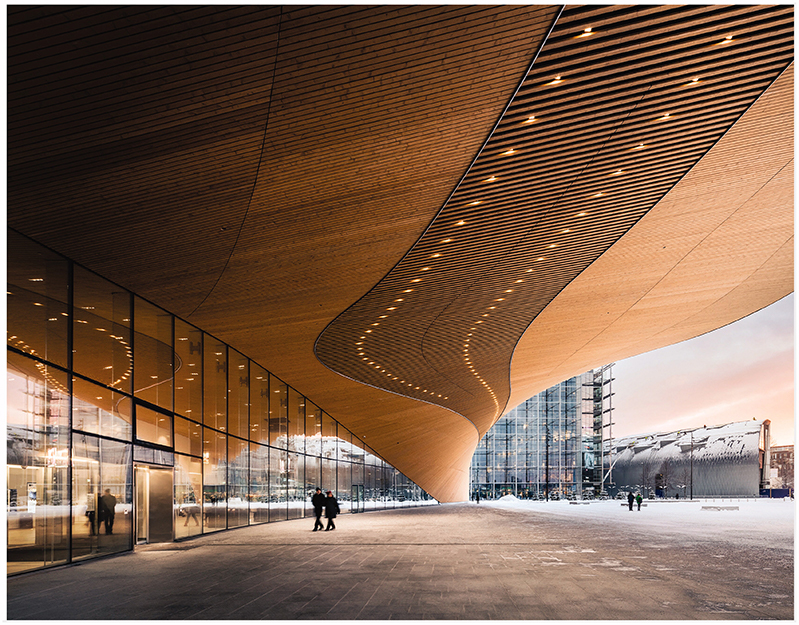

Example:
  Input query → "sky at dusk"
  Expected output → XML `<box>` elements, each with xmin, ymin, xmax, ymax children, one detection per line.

<box><xmin>611</xmin><ymin>293</ymin><xmax>795</xmax><ymax>446</ymax></box>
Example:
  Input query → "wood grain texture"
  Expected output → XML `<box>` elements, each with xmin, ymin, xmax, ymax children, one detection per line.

<box><xmin>6</xmin><ymin>6</ymin><xmax>793</xmax><ymax>502</ymax></box>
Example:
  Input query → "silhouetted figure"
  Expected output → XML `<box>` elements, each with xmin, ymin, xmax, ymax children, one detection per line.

<box><xmin>475</xmin><ymin>491</ymin><xmax>480</xmax><ymax>504</ymax></box>
<box><xmin>311</xmin><ymin>487</ymin><xmax>326</xmax><ymax>531</ymax></box>
<box><xmin>99</xmin><ymin>489</ymin><xmax>117</xmax><ymax>534</ymax></box>
<box><xmin>324</xmin><ymin>490</ymin><xmax>340</xmax><ymax>531</ymax></box>
<box><xmin>627</xmin><ymin>492</ymin><xmax>634</xmax><ymax>511</ymax></box>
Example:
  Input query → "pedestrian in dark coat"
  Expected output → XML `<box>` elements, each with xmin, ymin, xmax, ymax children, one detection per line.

<box><xmin>99</xmin><ymin>489</ymin><xmax>117</xmax><ymax>534</ymax></box>
<box><xmin>311</xmin><ymin>487</ymin><xmax>326</xmax><ymax>531</ymax></box>
<box><xmin>324</xmin><ymin>490</ymin><xmax>340</xmax><ymax>531</ymax></box>
<box><xmin>627</xmin><ymin>491</ymin><xmax>634</xmax><ymax>511</ymax></box>
<box><xmin>636</xmin><ymin>492</ymin><xmax>643</xmax><ymax>511</ymax></box>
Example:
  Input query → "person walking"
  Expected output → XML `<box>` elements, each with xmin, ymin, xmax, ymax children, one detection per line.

<box><xmin>636</xmin><ymin>492</ymin><xmax>643</xmax><ymax>511</ymax></box>
<box><xmin>311</xmin><ymin>487</ymin><xmax>326</xmax><ymax>531</ymax></box>
<box><xmin>324</xmin><ymin>490</ymin><xmax>340</xmax><ymax>531</ymax></box>
<box><xmin>99</xmin><ymin>489</ymin><xmax>117</xmax><ymax>534</ymax></box>
<box><xmin>627</xmin><ymin>491</ymin><xmax>634</xmax><ymax>511</ymax></box>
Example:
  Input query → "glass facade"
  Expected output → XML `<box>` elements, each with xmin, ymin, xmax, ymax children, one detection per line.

<box><xmin>471</xmin><ymin>366</ymin><xmax>614</xmax><ymax>500</ymax></box>
<box><xmin>7</xmin><ymin>229</ymin><xmax>436</xmax><ymax>576</ymax></box>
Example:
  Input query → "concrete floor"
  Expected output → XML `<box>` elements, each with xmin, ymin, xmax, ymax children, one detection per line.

<box><xmin>7</xmin><ymin>503</ymin><xmax>794</xmax><ymax>620</ymax></box>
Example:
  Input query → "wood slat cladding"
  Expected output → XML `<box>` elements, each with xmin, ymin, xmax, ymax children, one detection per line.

<box><xmin>508</xmin><ymin>63</ymin><xmax>794</xmax><ymax>412</ymax></box>
<box><xmin>7</xmin><ymin>5</ymin><xmax>561</xmax><ymax>502</ymax></box>
<box><xmin>315</xmin><ymin>4</ymin><xmax>793</xmax><ymax>435</ymax></box>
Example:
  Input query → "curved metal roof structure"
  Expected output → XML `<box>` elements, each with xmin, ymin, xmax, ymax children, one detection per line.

<box><xmin>7</xmin><ymin>5</ymin><xmax>793</xmax><ymax>501</ymax></box>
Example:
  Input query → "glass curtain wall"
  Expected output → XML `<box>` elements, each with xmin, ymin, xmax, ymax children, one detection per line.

<box><xmin>471</xmin><ymin>369</ymin><xmax>612</xmax><ymax>500</ymax></box>
<box><xmin>7</xmin><ymin>229</ymin><xmax>436</xmax><ymax>576</ymax></box>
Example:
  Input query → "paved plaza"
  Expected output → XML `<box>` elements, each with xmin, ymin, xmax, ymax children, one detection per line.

<box><xmin>7</xmin><ymin>502</ymin><xmax>794</xmax><ymax>620</ymax></box>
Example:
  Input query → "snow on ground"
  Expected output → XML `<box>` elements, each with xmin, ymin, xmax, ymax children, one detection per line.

<box><xmin>484</xmin><ymin>496</ymin><xmax>795</xmax><ymax>548</ymax></box>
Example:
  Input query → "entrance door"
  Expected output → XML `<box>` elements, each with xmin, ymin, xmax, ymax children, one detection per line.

<box><xmin>134</xmin><ymin>465</ymin><xmax>174</xmax><ymax>544</ymax></box>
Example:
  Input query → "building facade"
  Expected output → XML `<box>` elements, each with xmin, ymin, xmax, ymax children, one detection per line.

<box><xmin>769</xmin><ymin>444</ymin><xmax>794</xmax><ymax>490</ymax></box>
<box><xmin>607</xmin><ymin>420</ymin><xmax>772</xmax><ymax>498</ymax></box>
<box><xmin>470</xmin><ymin>366</ymin><xmax>614</xmax><ymax>500</ymax></box>
<box><xmin>7</xmin><ymin>230</ymin><xmax>436</xmax><ymax>576</ymax></box>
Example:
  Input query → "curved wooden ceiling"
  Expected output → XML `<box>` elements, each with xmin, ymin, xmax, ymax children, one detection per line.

<box><xmin>316</xmin><ymin>4</ymin><xmax>793</xmax><ymax>436</ymax></box>
<box><xmin>7</xmin><ymin>5</ymin><xmax>793</xmax><ymax>502</ymax></box>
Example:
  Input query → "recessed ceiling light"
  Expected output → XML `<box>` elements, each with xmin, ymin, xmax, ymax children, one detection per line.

<box><xmin>468</xmin><ymin>201</ymin><xmax>482</xmax><ymax>206</ymax></box>
<box><xmin>576</xmin><ymin>27</ymin><xmax>594</xmax><ymax>38</ymax></box>
<box><xmin>546</xmin><ymin>75</ymin><xmax>564</xmax><ymax>85</ymax></box>
<box><xmin>610</xmin><ymin>170</ymin><xmax>624</xmax><ymax>176</ymax></box>
<box><xmin>403</xmin><ymin>289</ymin><xmax>413</xmax><ymax>293</ymax></box>
<box><xmin>523</xmin><ymin>116</ymin><xmax>536</xmax><ymax>124</ymax></box>
<box><xmin>719</xmin><ymin>35</ymin><xmax>733</xmax><ymax>44</ymax></box>
<box><xmin>420</xmin><ymin>267</ymin><xmax>430</xmax><ymax>271</ymax></box>
<box><xmin>430</xmin><ymin>253</ymin><xmax>441</xmax><ymax>258</ymax></box>
<box><xmin>593</xmin><ymin>192</ymin><xmax>605</xmax><ymax>197</ymax></box>
<box><xmin>395</xmin><ymin>298</ymin><xmax>404</xmax><ymax>302</ymax></box>
<box><xmin>633</xmin><ymin>143</ymin><xmax>646</xmax><ymax>150</ymax></box>
<box><xmin>441</xmin><ymin>238</ymin><xmax>453</xmax><ymax>243</ymax></box>
<box><xmin>485</xmin><ymin>175</ymin><xmax>498</xmax><ymax>182</ymax></box>
<box><xmin>658</xmin><ymin>113</ymin><xmax>672</xmax><ymax>121</ymax></box>
<box><xmin>501</xmin><ymin>149</ymin><xmax>516</xmax><ymax>156</ymax></box>
<box><xmin>455</xmin><ymin>220</ymin><xmax>467</xmax><ymax>226</ymax></box>
<box><xmin>411</xmin><ymin>279</ymin><xmax>421</xmax><ymax>283</ymax></box>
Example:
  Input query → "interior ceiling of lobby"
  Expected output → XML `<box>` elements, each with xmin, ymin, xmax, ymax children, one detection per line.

<box><xmin>8</xmin><ymin>5</ymin><xmax>794</xmax><ymax>502</ymax></box>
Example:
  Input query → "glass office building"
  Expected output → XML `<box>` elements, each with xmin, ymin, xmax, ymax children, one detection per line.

<box><xmin>471</xmin><ymin>366</ymin><xmax>614</xmax><ymax>500</ymax></box>
<box><xmin>7</xmin><ymin>229</ymin><xmax>436</xmax><ymax>576</ymax></box>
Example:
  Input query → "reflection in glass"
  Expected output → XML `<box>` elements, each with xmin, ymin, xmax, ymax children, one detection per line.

<box><xmin>7</xmin><ymin>230</ymin><xmax>69</xmax><ymax>368</ymax></box>
<box><xmin>228</xmin><ymin>350</ymin><xmax>249</xmax><ymax>439</ymax></box>
<box><xmin>7</xmin><ymin>354</ymin><xmax>70</xmax><ymax>574</ymax></box>
<box><xmin>72</xmin><ymin>377</ymin><xmax>132</xmax><ymax>441</ymax></box>
<box><xmin>73</xmin><ymin>265</ymin><xmax>132</xmax><ymax>393</ymax></box>
<box><xmin>250</xmin><ymin>365</ymin><xmax>270</xmax><ymax>444</ymax></box>
<box><xmin>288</xmin><ymin>389</ymin><xmax>304</xmax><ymax>453</ymax></box>
<box><xmin>174</xmin><ymin>416</ymin><xmax>202</xmax><ymax>456</ymax></box>
<box><xmin>325</xmin><ymin>458</ymin><xmax>339</xmax><ymax>506</ymax></box>
<box><xmin>203</xmin><ymin>336</ymin><xmax>227</xmax><ymax>432</ymax></box>
<box><xmin>71</xmin><ymin>433</ymin><xmax>132</xmax><ymax>561</ymax></box>
<box><xmin>136</xmin><ymin>405</ymin><xmax>173</xmax><ymax>448</ymax></box>
<box><xmin>270</xmin><ymin>376</ymin><xmax>288</xmax><ymax>448</ymax></box>
<box><xmin>203</xmin><ymin>428</ymin><xmax>227</xmax><ymax>532</ymax></box>
<box><xmin>174</xmin><ymin>319</ymin><xmax>202</xmax><ymax>419</ymax></box>
<box><xmin>287</xmin><ymin>452</ymin><xmax>304</xmax><ymax>520</ymax></box>
<box><xmin>228</xmin><ymin>437</ymin><xmax>248</xmax><ymax>528</ymax></box>
<box><xmin>322</xmin><ymin>412</ymin><xmax>337</xmax><ymax>459</ymax></box>
<box><xmin>269</xmin><ymin>448</ymin><xmax>287</xmax><ymax>522</ymax></box>
<box><xmin>305</xmin><ymin>403</ymin><xmax>322</xmax><ymax>458</ymax></box>
<box><xmin>133</xmin><ymin>297</ymin><xmax>174</xmax><ymax>411</ymax></box>
<box><xmin>174</xmin><ymin>454</ymin><xmax>203</xmax><ymax>538</ymax></box>
<box><xmin>249</xmin><ymin>443</ymin><xmax>269</xmax><ymax>524</ymax></box>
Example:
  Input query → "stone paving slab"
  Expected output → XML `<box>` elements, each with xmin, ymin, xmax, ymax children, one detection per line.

<box><xmin>6</xmin><ymin>503</ymin><xmax>794</xmax><ymax>620</ymax></box>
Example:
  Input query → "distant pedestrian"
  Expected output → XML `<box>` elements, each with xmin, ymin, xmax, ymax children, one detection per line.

<box><xmin>324</xmin><ymin>490</ymin><xmax>340</xmax><ymax>531</ymax></box>
<box><xmin>476</xmin><ymin>491</ymin><xmax>480</xmax><ymax>504</ymax></box>
<box><xmin>636</xmin><ymin>492</ymin><xmax>643</xmax><ymax>511</ymax></box>
<box><xmin>311</xmin><ymin>487</ymin><xmax>326</xmax><ymax>531</ymax></box>
<box><xmin>627</xmin><ymin>492</ymin><xmax>634</xmax><ymax>511</ymax></box>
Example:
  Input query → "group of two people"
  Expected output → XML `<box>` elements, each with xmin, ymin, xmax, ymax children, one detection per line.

<box><xmin>311</xmin><ymin>488</ymin><xmax>340</xmax><ymax>531</ymax></box>
<box><xmin>627</xmin><ymin>491</ymin><xmax>644</xmax><ymax>511</ymax></box>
